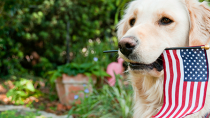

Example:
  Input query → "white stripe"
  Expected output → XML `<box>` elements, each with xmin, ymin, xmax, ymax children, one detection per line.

<box><xmin>170</xmin><ymin>50</ymin><xmax>185</xmax><ymax>118</ymax></box>
<box><xmin>193</xmin><ymin>82</ymin><xmax>206</xmax><ymax>113</ymax></box>
<box><xmin>162</xmin><ymin>50</ymin><xmax>178</xmax><ymax>118</ymax></box>
<box><xmin>155</xmin><ymin>51</ymin><xmax>170</xmax><ymax>118</ymax></box>
<box><xmin>176</xmin><ymin>82</ymin><xmax>191</xmax><ymax>118</ymax></box>
<box><xmin>182</xmin><ymin>82</ymin><xmax>198</xmax><ymax>117</ymax></box>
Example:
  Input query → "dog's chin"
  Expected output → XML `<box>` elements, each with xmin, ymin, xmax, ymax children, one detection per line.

<box><xmin>128</xmin><ymin>56</ymin><xmax>164</xmax><ymax>77</ymax></box>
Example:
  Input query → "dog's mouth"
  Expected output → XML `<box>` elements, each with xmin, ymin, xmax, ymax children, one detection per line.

<box><xmin>129</xmin><ymin>56</ymin><xmax>163</xmax><ymax>71</ymax></box>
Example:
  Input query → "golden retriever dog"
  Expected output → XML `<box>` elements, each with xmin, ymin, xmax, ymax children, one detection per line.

<box><xmin>117</xmin><ymin>0</ymin><xmax>210</xmax><ymax>117</ymax></box>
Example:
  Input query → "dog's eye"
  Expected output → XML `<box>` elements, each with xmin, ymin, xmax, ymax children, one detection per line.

<box><xmin>129</xmin><ymin>18</ymin><xmax>136</xmax><ymax>27</ymax></box>
<box><xmin>160</xmin><ymin>17</ymin><xmax>173</xmax><ymax>25</ymax></box>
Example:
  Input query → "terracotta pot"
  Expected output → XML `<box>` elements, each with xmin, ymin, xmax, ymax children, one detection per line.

<box><xmin>55</xmin><ymin>74</ymin><xmax>96</xmax><ymax>105</ymax></box>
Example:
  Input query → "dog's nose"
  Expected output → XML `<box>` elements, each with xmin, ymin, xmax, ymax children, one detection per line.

<box><xmin>118</xmin><ymin>37</ymin><xmax>137</xmax><ymax>57</ymax></box>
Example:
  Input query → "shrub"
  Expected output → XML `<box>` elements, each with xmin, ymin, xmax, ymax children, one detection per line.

<box><xmin>0</xmin><ymin>0</ymin><xmax>119</xmax><ymax>78</ymax></box>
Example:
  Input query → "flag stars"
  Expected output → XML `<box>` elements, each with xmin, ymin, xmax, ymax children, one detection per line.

<box><xmin>180</xmin><ymin>48</ymin><xmax>207</xmax><ymax>82</ymax></box>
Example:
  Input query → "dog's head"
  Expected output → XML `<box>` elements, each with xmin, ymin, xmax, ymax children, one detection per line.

<box><xmin>117</xmin><ymin>0</ymin><xmax>210</xmax><ymax>77</ymax></box>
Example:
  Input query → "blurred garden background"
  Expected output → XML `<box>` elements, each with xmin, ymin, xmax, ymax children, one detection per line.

<box><xmin>0</xmin><ymin>0</ymin><xmax>209</xmax><ymax>118</ymax></box>
<box><xmin>0</xmin><ymin>0</ymin><xmax>133</xmax><ymax>117</ymax></box>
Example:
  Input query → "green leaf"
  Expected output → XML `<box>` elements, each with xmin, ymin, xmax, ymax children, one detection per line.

<box><xmin>16</xmin><ymin>91</ymin><xmax>27</xmax><ymax>97</ymax></box>
<box><xmin>25</xmin><ymin>82</ymin><xmax>35</xmax><ymax>92</ymax></box>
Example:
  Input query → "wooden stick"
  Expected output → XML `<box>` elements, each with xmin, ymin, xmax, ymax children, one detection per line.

<box><xmin>103</xmin><ymin>45</ymin><xmax>210</xmax><ymax>53</ymax></box>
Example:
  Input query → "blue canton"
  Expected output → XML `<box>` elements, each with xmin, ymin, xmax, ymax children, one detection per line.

<box><xmin>180</xmin><ymin>48</ymin><xmax>208</xmax><ymax>82</ymax></box>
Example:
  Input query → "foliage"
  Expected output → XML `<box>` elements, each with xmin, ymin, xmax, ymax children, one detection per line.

<box><xmin>0</xmin><ymin>0</ymin><xmax>120</xmax><ymax>78</ymax></box>
<box><xmin>46</xmin><ymin>62</ymin><xmax>110</xmax><ymax>84</ymax></box>
<box><xmin>68</xmin><ymin>75</ymin><xmax>133</xmax><ymax>118</ymax></box>
<box><xmin>6</xmin><ymin>78</ymin><xmax>42</xmax><ymax>105</ymax></box>
<box><xmin>0</xmin><ymin>110</ymin><xmax>42</xmax><ymax>118</ymax></box>
<box><xmin>115</xmin><ymin>0</ymin><xmax>131</xmax><ymax>25</ymax></box>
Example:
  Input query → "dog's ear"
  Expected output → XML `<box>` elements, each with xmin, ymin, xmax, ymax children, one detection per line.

<box><xmin>185</xmin><ymin>0</ymin><xmax>210</xmax><ymax>46</ymax></box>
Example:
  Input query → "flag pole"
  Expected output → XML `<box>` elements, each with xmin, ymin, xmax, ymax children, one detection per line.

<box><xmin>103</xmin><ymin>45</ymin><xmax>210</xmax><ymax>53</ymax></box>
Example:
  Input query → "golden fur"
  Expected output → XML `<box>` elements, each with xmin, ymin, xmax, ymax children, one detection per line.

<box><xmin>117</xmin><ymin>0</ymin><xmax>210</xmax><ymax>117</ymax></box>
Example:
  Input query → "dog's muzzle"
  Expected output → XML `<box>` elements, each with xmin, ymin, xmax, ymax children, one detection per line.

<box><xmin>118</xmin><ymin>36</ymin><xmax>163</xmax><ymax>71</ymax></box>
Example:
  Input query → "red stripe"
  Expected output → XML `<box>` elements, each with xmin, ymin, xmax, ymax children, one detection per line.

<box><xmin>159</xmin><ymin>50</ymin><xmax>174</xmax><ymax>117</ymax></box>
<box><xmin>189</xmin><ymin>82</ymin><xmax>202</xmax><ymax>114</ymax></box>
<box><xmin>153</xmin><ymin>53</ymin><xmax>167</xmax><ymax>117</ymax></box>
<box><xmin>201</xmin><ymin>82</ymin><xmax>208</xmax><ymax>110</ymax></box>
<box><xmin>166</xmin><ymin>50</ymin><xmax>181</xmax><ymax>117</ymax></box>
<box><xmin>179</xmin><ymin>82</ymin><xmax>195</xmax><ymax>117</ymax></box>
<box><xmin>173</xmin><ymin>82</ymin><xmax>188</xmax><ymax>118</ymax></box>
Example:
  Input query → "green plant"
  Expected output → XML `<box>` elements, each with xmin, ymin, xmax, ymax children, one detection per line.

<box><xmin>46</xmin><ymin>62</ymin><xmax>110</xmax><ymax>84</ymax></box>
<box><xmin>6</xmin><ymin>78</ymin><xmax>42</xmax><ymax>105</ymax></box>
<box><xmin>0</xmin><ymin>110</ymin><xmax>42</xmax><ymax>118</ymax></box>
<box><xmin>68</xmin><ymin>74</ymin><xmax>133</xmax><ymax>118</ymax></box>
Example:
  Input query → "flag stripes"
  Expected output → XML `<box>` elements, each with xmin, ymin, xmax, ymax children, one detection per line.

<box><xmin>153</xmin><ymin>49</ymin><xmax>209</xmax><ymax>118</ymax></box>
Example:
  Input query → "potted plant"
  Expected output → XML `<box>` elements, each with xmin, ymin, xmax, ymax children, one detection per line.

<box><xmin>47</xmin><ymin>63</ymin><xmax>110</xmax><ymax>105</ymax></box>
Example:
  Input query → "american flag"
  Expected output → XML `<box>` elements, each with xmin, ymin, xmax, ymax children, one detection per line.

<box><xmin>153</xmin><ymin>48</ymin><xmax>209</xmax><ymax>118</ymax></box>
